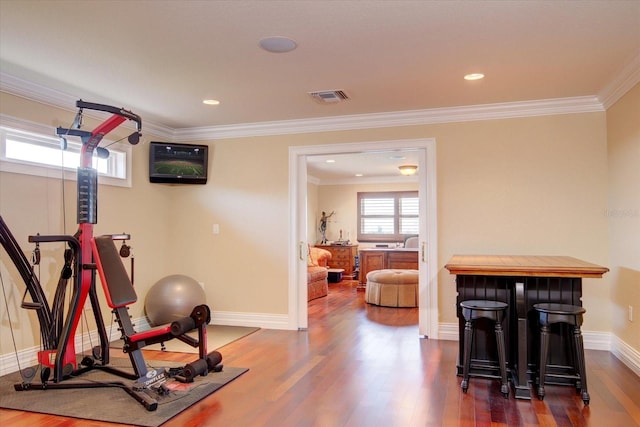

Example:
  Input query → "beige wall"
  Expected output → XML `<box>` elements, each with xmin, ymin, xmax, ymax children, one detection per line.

<box><xmin>0</xmin><ymin>90</ymin><xmax>626</xmax><ymax>360</ymax></box>
<box><xmin>436</xmin><ymin>114</ymin><xmax>610</xmax><ymax>327</ymax></box>
<box><xmin>162</xmin><ymin>137</ymin><xmax>292</xmax><ymax>314</ymax></box>
<box><xmin>606</xmin><ymin>83</ymin><xmax>640</xmax><ymax>350</ymax></box>
<box><xmin>307</xmin><ymin>181</ymin><xmax>319</xmax><ymax>244</ymax></box>
<box><xmin>315</xmin><ymin>182</ymin><xmax>419</xmax><ymax>246</ymax></box>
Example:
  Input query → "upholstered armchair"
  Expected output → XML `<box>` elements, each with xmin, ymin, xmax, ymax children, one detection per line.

<box><xmin>307</xmin><ymin>246</ymin><xmax>332</xmax><ymax>301</ymax></box>
<box><xmin>404</xmin><ymin>235</ymin><xmax>419</xmax><ymax>248</ymax></box>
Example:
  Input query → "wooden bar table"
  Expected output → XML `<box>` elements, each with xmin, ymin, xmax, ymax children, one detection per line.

<box><xmin>445</xmin><ymin>255</ymin><xmax>608</xmax><ymax>399</ymax></box>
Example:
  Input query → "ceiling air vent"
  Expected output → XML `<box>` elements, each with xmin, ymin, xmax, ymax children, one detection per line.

<box><xmin>308</xmin><ymin>90</ymin><xmax>350</xmax><ymax>104</ymax></box>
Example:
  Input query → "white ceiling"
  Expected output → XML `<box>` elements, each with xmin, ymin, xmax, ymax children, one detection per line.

<box><xmin>1</xmin><ymin>1</ymin><xmax>639</xmax><ymax>182</ymax></box>
<box><xmin>307</xmin><ymin>149</ymin><xmax>422</xmax><ymax>184</ymax></box>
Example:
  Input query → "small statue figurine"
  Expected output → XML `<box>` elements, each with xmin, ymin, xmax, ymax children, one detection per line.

<box><xmin>319</xmin><ymin>211</ymin><xmax>335</xmax><ymax>244</ymax></box>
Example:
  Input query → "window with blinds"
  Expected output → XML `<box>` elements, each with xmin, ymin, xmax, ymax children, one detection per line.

<box><xmin>357</xmin><ymin>191</ymin><xmax>419</xmax><ymax>242</ymax></box>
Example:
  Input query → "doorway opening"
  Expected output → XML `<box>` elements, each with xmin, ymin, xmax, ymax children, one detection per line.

<box><xmin>288</xmin><ymin>138</ymin><xmax>438</xmax><ymax>338</ymax></box>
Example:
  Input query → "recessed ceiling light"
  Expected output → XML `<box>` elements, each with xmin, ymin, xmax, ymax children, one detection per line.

<box><xmin>355</xmin><ymin>173</ymin><xmax>363</xmax><ymax>177</ymax></box>
<box><xmin>259</xmin><ymin>36</ymin><xmax>297</xmax><ymax>53</ymax></box>
<box><xmin>464</xmin><ymin>73</ymin><xmax>485</xmax><ymax>81</ymax></box>
<box><xmin>326</xmin><ymin>159</ymin><xmax>335</xmax><ymax>163</ymax></box>
<box><xmin>203</xmin><ymin>99</ymin><xmax>220</xmax><ymax>105</ymax></box>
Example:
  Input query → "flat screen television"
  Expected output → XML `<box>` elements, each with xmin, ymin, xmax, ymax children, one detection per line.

<box><xmin>149</xmin><ymin>141</ymin><xmax>208</xmax><ymax>184</ymax></box>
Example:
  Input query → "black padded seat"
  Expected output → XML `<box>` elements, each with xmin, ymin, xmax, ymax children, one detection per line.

<box><xmin>93</xmin><ymin>235</ymin><xmax>137</xmax><ymax>308</ymax></box>
<box><xmin>460</xmin><ymin>300</ymin><xmax>509</xmax><ymax>397</ymax></box>
<box><xmin>533</xmin><ymin>303</ymin><xmax>589</xmax><ymax>405</ymax></box>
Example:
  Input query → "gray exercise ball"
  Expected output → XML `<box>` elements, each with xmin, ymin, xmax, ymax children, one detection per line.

<box><xmin>144</xmin><ymin>274</ymin><xmax>206</xmax><ymax>326</ymax></box>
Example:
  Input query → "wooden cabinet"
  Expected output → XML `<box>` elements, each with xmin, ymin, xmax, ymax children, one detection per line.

<box><xmin>387</xmin><ymin>250</ymin><xmax>419</xmax><ymax>270</ymax></box>
<box><xmin>359</xmin><ymin>248</ymin><xmax>419</xmax><ymax>286</ymax></box>
<box><xmin>315</xmin><ymin>244</ymin><xmax>358</xmax><ymax>277</ymax></box>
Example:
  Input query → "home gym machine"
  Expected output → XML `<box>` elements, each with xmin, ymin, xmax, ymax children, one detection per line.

<box><xmin>0</xmin><ymin>100</ymin><xmax>222</xmax><ymax>411</ymax></box>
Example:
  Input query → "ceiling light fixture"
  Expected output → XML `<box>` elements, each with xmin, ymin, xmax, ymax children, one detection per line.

<box><xmin>203</xmin><ymin>99</ymin><xmax>220</xmax><ymax>105</ymax></box>
<box><xmin>464</xmin><ymin>73</ymin><xmax>485</xmax><ymax>81</ymax></box>
<box><xmin>259</xmin><ymin>36</ymin><xmax>297</xmax><ymax>53</ymax></box>
<box><xmin>398</xmin><ymin>165</ymin><xmax>418</xmax><ymax>176</ymax></box>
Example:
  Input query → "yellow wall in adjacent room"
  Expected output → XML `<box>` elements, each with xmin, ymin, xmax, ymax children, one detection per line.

<box><xmin>307</xmin><ymin>181</ymin><xmax>319</xmax><ymax>246</ymax></box>
<box><xmin>607</xmin><ymin>83</ymin><xmax>640</xmax><ymax>351</ymax></box>
<box><xmin>316</xmin><ymin>182</ymin><xmax>419</xmax><ymax>246</ymax></box>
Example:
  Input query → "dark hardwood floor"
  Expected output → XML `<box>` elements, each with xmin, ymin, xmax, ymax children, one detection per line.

<box><xmin>1</xmin><ymin>281</ymin><xmax>639</xmax><ymax>426</ymax></box>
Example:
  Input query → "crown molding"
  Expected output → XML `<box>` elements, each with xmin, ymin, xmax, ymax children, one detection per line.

<box><xmin>307</xmin><ymin>175</ymin><xmax>321</xmax><ymax>186</ymax></box>
<box><xmin>1</xmin><ymin>71</ymin><xmax>77</xmax><ymax>112</ymax></box>
<box><xmin>0</xmin><ymin>72</ymin><xmax>175</xmax><ymax>140</ymax></box>
<box><xmin>173</xmin><ymin>96</ymin><xmax>604</xmax><ymax>141</ymax></box>
<box><xmin>599</xmin><ymin>51</ymin><xmax>640</xmax><ymax>109</ymax></box>
<box><xmin>1</xmin><ymin>70</ymin><xmax>609</xmax><ymax>142</ymax></box>
<box><xmin>314</xmin><ymin>174</ymin><xmax>419</xmax><ymax>186</ymax></box>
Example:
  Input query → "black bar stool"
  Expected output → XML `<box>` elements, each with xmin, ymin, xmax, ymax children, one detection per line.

<box><xmin>534</xmin><ymin>303</ymin><xmax>589</xmax><ymax>405</ymax></box>
<box><xmin>460</xmin><ymin>300</ymin><xmax>509</xmax><ymax>397</ymax></box>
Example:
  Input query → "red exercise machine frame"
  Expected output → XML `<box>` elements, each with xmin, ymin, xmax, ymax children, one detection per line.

<box><xmin>0</xmin><ymin>100</ymin><xmax>221</xmax><ymax>411</ymax></box>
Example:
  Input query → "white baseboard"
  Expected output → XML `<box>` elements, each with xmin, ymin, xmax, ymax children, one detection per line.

<box><xmin>437</xmin><ymin>322</ymin><xmax>640</xmax><ymax>376</ymax></box>
<box><xmin>611</xmin><ymin>335</ymin><xmax>640</xmax><ymax>378</ymax></box>
<box><xmin>128</xmin><ymin>311</ymin><xmax>289</xmax><ymax>330</ymax></box>
<box><xmin>438</xmin><ymin>322</ymin><xmax>612</xmax><ymax>350</ymax></box>
<box><xmin>584</xmin><ymin>330</ymin><xmax>611</xmax><ymax>351</ymax></box>
<box><xmin>437</xmin><ymin>322</ymin><xmax>459</xmax><ymax>341</ymax></box>
<box><xmin>209</xmin><ymin>310</ymin><xmax>290</xmax><ymax>330</ymax></box>
<box><xmin>0</xmin><ymin>311</ymin><xmax>289</xmax><ymax>376</ymax></box>
<box><xmin>0</xmin><ymin>327</ymin><xmax>122</xmax><ymax>377</ymax></box>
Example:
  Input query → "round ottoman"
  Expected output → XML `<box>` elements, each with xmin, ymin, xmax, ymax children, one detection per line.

<box><xmin>365</xmin><ymin>269</ymin><xmax>419</xmax><ymax>307</ymax></box>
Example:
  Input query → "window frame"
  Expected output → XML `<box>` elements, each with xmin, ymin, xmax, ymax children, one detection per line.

<box><xmin>0</xmin><ymin>123</ymin><xmax>132</xmax><ymax>188</ymax></box>
<box><xmin>357</xmin><ymin>190</ymin><xmax>419</xmax><ymax>243</ymax></box>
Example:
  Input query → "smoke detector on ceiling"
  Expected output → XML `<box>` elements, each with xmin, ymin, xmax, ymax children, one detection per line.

<box><xmin>308</xmin><ymin>90</ymin><xmax>350</xmax><ymax>104</ymax></box>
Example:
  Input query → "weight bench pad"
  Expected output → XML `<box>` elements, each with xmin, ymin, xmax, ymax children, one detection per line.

<box><xmin>92</xmin><ymin>235</ymin><xmax>137</xmax><ymax>308</ymax></box>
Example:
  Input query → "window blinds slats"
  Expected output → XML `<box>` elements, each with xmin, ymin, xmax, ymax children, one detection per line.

<box><xmin>357</xmin><ymin>191</ymin><xmax>419</xmax><ymax>242</ymax></box>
